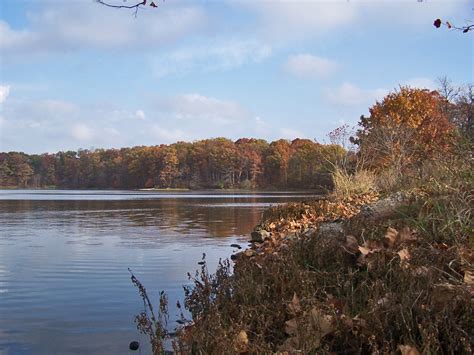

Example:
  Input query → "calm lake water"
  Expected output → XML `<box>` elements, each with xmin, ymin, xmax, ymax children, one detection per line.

<box><xmin>0</xmin><ymin>190</ymin><xmax>317</xmax><ymax>355</ymax></box>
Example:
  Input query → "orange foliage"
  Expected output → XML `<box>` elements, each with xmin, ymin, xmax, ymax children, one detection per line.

<box><xmin>355</xmin><ymin>87</ymin><xmax>454</xmax><ymax>170</ymax></box>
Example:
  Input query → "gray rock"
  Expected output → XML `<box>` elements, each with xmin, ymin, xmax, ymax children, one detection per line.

<box><xmin>360</xmin><ymin>192</ymin><xmax>407</xmax><ymax>219</ymax></box>
<box><xmin>302</xmin><ymin>228</ymin><xmax>317</xmax><ymax>237</ymax></box>
<box><xmin>251</xmin><ymin>229</ymin><xmax>270</xmax><ymax>243</ymax></box>
<box><xmin>316</xmin><ymin>222</ymin><xmax>344</xmax><ymax>238</ymax></box>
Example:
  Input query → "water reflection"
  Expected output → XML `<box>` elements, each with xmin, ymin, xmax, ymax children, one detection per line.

<box><xmin>0</xmin><ymin>194</ymin><xmax>308</xmax><ymax>243</ymax></box>
<box><xmin>0</xmin><ymin>190</ymin><xmax>317</xmax><ymax>354</ymax></box>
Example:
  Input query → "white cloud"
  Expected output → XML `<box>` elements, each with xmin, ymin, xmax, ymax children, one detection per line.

<box><xmin>404</xmin><ymin>77</ymin><xmax>437</xmax><ymax>90</ymax></box>
<box><xmin>280</xmin><ymin>128</ymin><xmax>306</xmax><ymax>140</ymax></box>
<box><xmin>360</xmin><ymin>0</ymin><xmax>467</xmax><ymax>28</ymax></box>
<box><xmin>0</xmin><ymin>21</ymin><xmax>37</xmax><ymax>54</ymax></box>
<box><xmin>1</xmin><ymin>2</ymin><xmax>207</xmax><ymax>56</ymax></box>
<box><xmin>151</xmin><ymin>126</ymin><xmax>187</xmax><ymax>143</ymax></box>
<box><xmin>285</xmin><ymin>54</ymin><xmax>338</xmax><ymax>79</ymax></box>
<box><xmin>238</xmin><ymin>0</ymin><xmax>468</xmax><ymax>42</ymax></box>
<box><xmin>240</xmin><ymin>0</ymin><xmax>358</xmax><ymax>40</ymax></box>
<box><xmin>71</xmin><ymin>123</ymin><xmax>95</xmax><ymax>141</ymax></box>
<box><xmin>157</xmin><ymin>93</ymin><xmax>248</xmax><ymax>124</ymax></box>
<box><xmin>37</xmin><ymin>100</ymin><xmax>79</xmax><ymax>116</ymax></box>
<box><xmin>104</xmin><ymin>127</ymin><xmax>121</xmax><ymax>137</ymax></box>
<box><xmin>152</xmin><ymin>40</ymin><xmax>272</xmax><ymax>77</ymax></box>
<box><xmin>0</xmin><ymin>85</ymin><xmax>10</xmax><ymax>104</ymax></box>
<box><xmin>324</xmin><ymin>82</ymin><xmax>387</xmax><ymax>106</ymax></box>
<box><xmin>134</xmin><ymin>110</ymin><xmax>146</xmax><ymax>120</ymax></box>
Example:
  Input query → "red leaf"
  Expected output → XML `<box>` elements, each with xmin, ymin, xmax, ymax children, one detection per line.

<box><xmin>433</xmin><ymin>19</ymin><xmax>442</xmax><ymax>28</ymax></box>
<box><xmin>446</xmin><ymin>21</ymin><xmax>452</xmax><ymax>29</ymax></box>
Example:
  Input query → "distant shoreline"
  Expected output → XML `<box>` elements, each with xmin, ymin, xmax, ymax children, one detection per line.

<box><xmin>0</xmin><ymin>186</ymin><xmax>323</xmax><ymax>194</ymax></box>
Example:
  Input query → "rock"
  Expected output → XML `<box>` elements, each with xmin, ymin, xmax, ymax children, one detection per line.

<box><xmin>232</xmin><ymin>249</ymin><xmax>256</xmax><ymax>260</ymax></box>
<box><xmin>316</xmin><ymin>222</ymin><xmax>344</xmax><ymax>238</ymax></box>
<box><xmin>360</xmin><ymin>192</ymin><xmax>407</xmax><ymax>219</ymax></box>
<box><xmin>251</xmin><ymin>229</ymin><xmax>270</xmax><ymax>243</ymax></box>
<box><xmin>302</xmin><ymin>228</ymin><xmax>317</xmax><ymax>237</ymax></box>
<box><xmin>244</xmin><ymin>249</ymin><xmax>256</xmax><ymax>257</ymax></box>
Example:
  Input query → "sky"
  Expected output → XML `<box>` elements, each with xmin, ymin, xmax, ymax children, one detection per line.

<box><xmin>0</xmin><ymin>0</ymin><xmax>472</xmax><ymax>154</ymax></box>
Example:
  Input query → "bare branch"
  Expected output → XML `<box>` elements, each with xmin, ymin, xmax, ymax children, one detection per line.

<box><xmin>96</xmin><ymin>0</ymin><xmax>147</xmax><ymax>10</ymax></box>
<box><xmin>96</xmin><ymin>0</ymin><xmax>160</xmax><ymax>16</ymax></box>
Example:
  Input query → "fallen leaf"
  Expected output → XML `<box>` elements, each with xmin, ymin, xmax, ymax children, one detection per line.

<box><xmin>384</xmin><ymin>227</ymin><xmax>399</xmax><ymax>247</ymax></box>
<box><xmin>366</xmin><ymin>239</ymin><xmax>384</xmax><ymax>251</ymax></box>
<box><xmin>288</xmin><ymin>293</ymin><xmax>301</xmax><ymax>315</ymax></box>
<box><xmin>235</xmin><ymin>330</ymin><xmax>248</xmax><ymax>352</ymax></box>
<box><xmin>345</xmin><ymin>235</ymin><xmax>359</xmax><ymax>254</ymax></box>
<box><xmin>432</xmin><ymin>283</ymin><xmax>459</xmax><ymax>309</ymax></box>
<box><xmin>464</xmin><ymin>270</ymin><xmax>474</xmax><ymax>287</ymax></box>
<box><xmin>399</xmin><ymin>226</ymin><xmax>417</xmax><ymax>244</ymax></box>
<box><xmin>285</xmin><ymin>318</ymin><xmax>298</xmax><ymax>336</ymax></box>
<box><xmin>309</xmin><ymin>308</ymin><xmax>334</xmax><ymax>337</ymax></box>
<box><xmin>398</xmin><ymin>344</ymin><xmax>421</xmax><ymax>355</ymax></box>
<box><xmin>352</xmin><ymin>315</ymin><xmax>367</xmax><ymax>329</ymax></box>
<box><xmin>398</xmin><ymin>248</ymin><xmax>410</xmax><ymax>262</ymax></box>
<box><xmin>358</xmin><ymin>246</ymin><xmax>371</xmax><ymax>255</ymax></box>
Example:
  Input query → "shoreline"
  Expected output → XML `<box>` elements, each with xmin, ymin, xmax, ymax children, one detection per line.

<box><xmin>0</xmin><ymin>186</ymin><xmax>324</xmax><ymax>194</ymax></box>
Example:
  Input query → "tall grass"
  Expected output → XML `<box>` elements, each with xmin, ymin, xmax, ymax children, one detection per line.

<box><xmin>332</xmin><ymin>167</ymin><xmax>376</xmax><ymax>198</ymax></box>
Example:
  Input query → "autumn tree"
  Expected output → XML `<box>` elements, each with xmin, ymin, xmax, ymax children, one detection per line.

<box><xmin>8</xmin><ymin>153</ymin><xmax>34</xmax><ymax>187</ymax></box>
<box><xmin>288</xmin><ymin>139</ymin><xmax>323</xmax><ymax>187</ymax></box>
<box><xmin>158</xmin><ymin>146</ymin><xmax>179</xmax><ymax>188</ymax></box>
<box><xmin>235</xmin><ymin>138</ymin><xmax>268</xmax><ymax>188</ymax></box>
<box><xmin>352</xmin><ymin>87</ymin><xmax>454</xmax><ymax>174</ymax></box>
<box><xmin>265</xmin><ymin>139</ymin><xmax>292</xmax><ymax>187</ymax></box>
<box><xmin>437</xmin><ymin>77</ymin><xmax>474</xmax><ymax>142</ymax></box>
<box><xmin>0</xmin><ymin>154</ymin><xmax>13</xmax><ymax>186</ymax></box>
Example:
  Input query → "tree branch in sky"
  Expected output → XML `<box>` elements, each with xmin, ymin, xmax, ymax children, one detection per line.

<box><xmin>433</xmin><ymin>19</ymin><xmax>473</xmax><ymax>33</ymax></box>
<box><xmin>96</xmin><ymin>0</ymin><xmax>160</xmax><ymax>16</ymax></box>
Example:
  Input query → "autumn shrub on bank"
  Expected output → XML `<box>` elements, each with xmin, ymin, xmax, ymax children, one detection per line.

<box><xmin>168</xmin><ymin>196</ymin><xmax>473</xmax><ymax>354</ymax></box>
<box><xmin>129</xmin><ymin>185</ymin><xmax>472</xmax><ymax>354</ymax></box>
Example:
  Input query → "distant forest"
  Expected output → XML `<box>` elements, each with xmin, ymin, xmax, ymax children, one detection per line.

<box><xmin>0</xmin><ymin>138</ymin><xmax>346</xmax><ymax>190</ymax></box>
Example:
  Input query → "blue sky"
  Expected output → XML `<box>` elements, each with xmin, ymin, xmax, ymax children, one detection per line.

<box><xmin>0</xmin><ymin>0</ymin><xmax>472</xmax><ymax>153</ymax></box>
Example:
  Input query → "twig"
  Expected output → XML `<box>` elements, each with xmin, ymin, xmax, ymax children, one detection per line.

<box><xmin>96</xmin><ymin>0</ymin><xmax>161</xmax><ymax>16</ymax></box>
<box><xmin>96</xmin><ymin>0</ymin><xmax>146</xmax><ymax>10</ymax></box>
<box><xmin>434</xmin><ymin>18</ymin><xmax>474</xmax><ymax>33</ymax></box>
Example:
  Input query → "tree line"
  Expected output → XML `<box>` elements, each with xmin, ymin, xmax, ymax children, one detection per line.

<box><xmin>2</xmin><ymin>80</ymin><xmax>471</xmax><ymax>191</ymax></box>
<box><xmin>0</xmin><ymin>138</ymin><xmax>345</xmax><ymax>190</ymax></box>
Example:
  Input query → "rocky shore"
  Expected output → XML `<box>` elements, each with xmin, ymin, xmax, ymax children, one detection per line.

<box><xmin>172</xmin><ymin>190</ymin><xmax>473</xmax><ymax>354</ymax></box>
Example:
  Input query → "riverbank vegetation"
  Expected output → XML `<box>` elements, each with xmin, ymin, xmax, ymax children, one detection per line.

<box><xmin>130</xmin><ymin>85</ymin><xmax>473</xmax><ymax>354</ymax></box>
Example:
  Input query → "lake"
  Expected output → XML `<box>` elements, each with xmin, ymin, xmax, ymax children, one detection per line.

<box><xmin>0</xmin><ymin>190</ymin><xmax>317</xmax><ymax>354</ymax></box>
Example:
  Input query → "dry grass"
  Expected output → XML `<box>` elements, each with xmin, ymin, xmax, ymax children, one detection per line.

<box><xmin>332</xmin><ymin>167</ymin><xmax>377</xmax><ymax>199</ymax></box>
